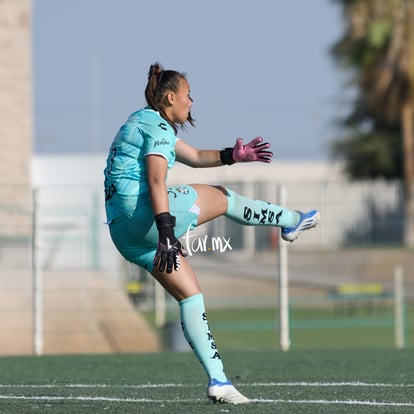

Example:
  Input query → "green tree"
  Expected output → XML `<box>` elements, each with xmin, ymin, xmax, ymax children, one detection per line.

<box><xmin>331</xmin><ymin>0</ymin><xmax>414</xmax><ymax>245</ymax></box>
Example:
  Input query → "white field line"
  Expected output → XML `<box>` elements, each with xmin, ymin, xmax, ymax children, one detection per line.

<box><xmin>251</xmin><ymin>399</ymin><xmax>414</xmax><ymax>407</ymax></box>
<box><xmin>0</xmin><ymin>382</ymin><xmax>413</xmax><ymax>407</ymax></box>
<box><xmin>0</xmin><ymin>381</ymin><xmax>413</xmax><ymax>388</ymax></box>
<box><xmin>0</xmin><ymin>395</ymin><xmax>413</xmax><ymax>408</ymax></box>
<box><xmin>248</xmin><ymin>382</ymin><xmax>414</xmax><ymax>387</ymax></box>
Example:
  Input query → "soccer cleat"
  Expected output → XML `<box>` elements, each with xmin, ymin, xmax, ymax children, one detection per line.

<box><xmin>207</xmin><ymin>378</ymin><xmax>250</xmax><ymax>404</ymax></box>
<box><xmin>281</xmin><ymin>209</ymin><xmax>320</xmax><ymax>242</ymax></box>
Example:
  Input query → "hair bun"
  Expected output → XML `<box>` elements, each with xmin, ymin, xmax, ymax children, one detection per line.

<box><xmin>148</xmin><ymin>62</ymin><xmax>164</xmax><ymax>79</ymax></box>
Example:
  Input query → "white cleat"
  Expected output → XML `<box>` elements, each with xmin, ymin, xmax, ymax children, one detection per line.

<box><xmin>207</xmin><ymin>379</ymin><xmax>250</xmax><ymax>404</ymax></box>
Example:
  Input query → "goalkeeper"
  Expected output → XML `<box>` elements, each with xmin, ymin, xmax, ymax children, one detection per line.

<box><xmin>104</xmin><ymin>62</ymin><xmax>320</xmax><ymax>405</ymax></box>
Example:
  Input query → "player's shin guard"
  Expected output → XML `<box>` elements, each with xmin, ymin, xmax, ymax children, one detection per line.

<box><xmin>179</xmin><ymin>293</ymin><xmax>227</xmax><ymax>383</ymax></box>
<box><xmin>224</xmin><ymin>188</ymin><xmax>299</xmax><ymax>228</ymax></box>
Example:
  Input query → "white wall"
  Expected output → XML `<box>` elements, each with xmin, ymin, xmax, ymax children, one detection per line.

<box><xmin>32</xmin><ymin>153</ymin><xmax>346</xmax><ymax>187</ymax></box>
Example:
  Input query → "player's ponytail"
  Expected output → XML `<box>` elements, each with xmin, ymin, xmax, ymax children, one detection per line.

<box><xmin>145</xmin><ymin>62</ymin><xmax>164</xmax><ymax>113</ymax></box>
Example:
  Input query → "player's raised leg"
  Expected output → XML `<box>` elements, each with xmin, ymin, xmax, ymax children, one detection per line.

<box><xmin>192</xmin><ymin>184</ymin><xmax>320</xmax><ymax>241</ymax></box>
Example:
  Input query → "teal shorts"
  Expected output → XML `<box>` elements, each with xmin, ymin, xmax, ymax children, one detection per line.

<box><xmin>108</xmin><ymin>185</ymin><xmax>199</xmax><ymax>272</ymax></box>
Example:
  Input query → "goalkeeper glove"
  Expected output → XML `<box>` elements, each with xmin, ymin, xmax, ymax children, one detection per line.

<box><xmin>220</xmin><ymin>136</ymin><xmax>273</xmax><ymax>165</ymax></box>
<box><xmin>153</xmin><ymin>212</ymin><xmax>187</xmax><ymax>273</ymax></box>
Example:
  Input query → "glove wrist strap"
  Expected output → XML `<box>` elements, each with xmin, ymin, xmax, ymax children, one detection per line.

<box><xmin>219</xmin><ymin>148</ymin><xmax>235</xmax><ymax>165</ymax></box>
<box><xmin>155</xmin><ymin>212</ymin><xmax>176</xmax><ymax>242</ymax></box>
<box><xmin>155</xmin><ymin>212</ymin><xmax>176</xmax><ymax>229</ymax></box>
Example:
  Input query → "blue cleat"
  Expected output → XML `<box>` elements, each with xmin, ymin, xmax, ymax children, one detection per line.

<box><xmin>281</xmin><ymin>210</ymin><xmax>320</xmax><ymax>242</ymax></box>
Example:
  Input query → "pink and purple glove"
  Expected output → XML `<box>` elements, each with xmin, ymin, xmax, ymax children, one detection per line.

<box><xmin>220</xmin><ymin>136</ymin><xmax>273</xmax><ymax>165</ymax></box>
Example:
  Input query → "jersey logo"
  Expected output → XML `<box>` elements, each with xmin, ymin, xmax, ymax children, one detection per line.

<box><xmin>158</xmin><ymin>122</ymin><xmax>167</xmax><ymax>131</ymax></box>
<box><xmin>154</xmin><ymin>138</ymin><xmax>170</xmax><ymax>147</ymax></box>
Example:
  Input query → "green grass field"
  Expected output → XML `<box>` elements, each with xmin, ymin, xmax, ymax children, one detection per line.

<box><xmin>0</xmin><ymin>348</ymin><xmax>413</xmax><ymax>413</ymax></box>
<box><xmin>153</xmin><ymin>304</ymin><xmax>414</xmax><ymax>350</ymax></box>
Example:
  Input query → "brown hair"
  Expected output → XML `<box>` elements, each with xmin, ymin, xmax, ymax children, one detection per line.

<box><xmin>144</xmin><ymin>62</ymin><xmax>195</xmax><ymax>134</ymax></box>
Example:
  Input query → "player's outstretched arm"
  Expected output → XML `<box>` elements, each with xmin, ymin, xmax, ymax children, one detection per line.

<box><xmin>175</xmin><ymin>137</ymin><xmax>273</xmax><ymax>168</ymax></box>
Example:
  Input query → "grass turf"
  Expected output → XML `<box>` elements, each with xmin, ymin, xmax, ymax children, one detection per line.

<box><xmin>0</xmin><ymin>348</ymin><xmax>413</xmax><ymax>413</ymax></box>
<box><xmin>151</xmin><ymin>304</ymin><xmax>414</xmax><ymax>350</ymax></box>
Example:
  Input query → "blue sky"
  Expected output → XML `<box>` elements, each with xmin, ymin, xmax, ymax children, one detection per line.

<box><xmin>33</xmin><ymin>0</ymin><xmax>345</xmax><ymax>160</ymax></box>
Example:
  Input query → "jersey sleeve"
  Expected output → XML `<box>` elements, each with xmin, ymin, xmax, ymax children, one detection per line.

<box><xmin>143</xmin><ymin>120</ymin><xmax>176</xmax><ymax>161</ymax></box>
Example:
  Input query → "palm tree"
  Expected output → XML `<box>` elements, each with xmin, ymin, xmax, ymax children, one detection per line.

<box><xmin>331</xmin><ymin>0</ymin><xmax>414</xmax><ymax>245</ymax></box>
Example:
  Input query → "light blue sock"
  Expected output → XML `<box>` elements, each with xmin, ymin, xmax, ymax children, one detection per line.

<box><xmin>179</xmin><ymin>293</ymin><xmax>227</xmax><ymax>382</ymax></box>
<box><xmin>225</xmin><ymin>188</ymin><xmax>299</xmax><ymax>227</ymax></box>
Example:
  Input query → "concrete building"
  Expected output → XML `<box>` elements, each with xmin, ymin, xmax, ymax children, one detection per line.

<box><xmin>0</xmin><ymin>0</ymin><xmax>32</xmax><ymax>244</ymax></box>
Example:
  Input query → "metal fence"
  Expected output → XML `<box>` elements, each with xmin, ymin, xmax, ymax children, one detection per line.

<box><xmin>29</xmin><ymin>179</ymin><xmax>408</xmax><ymax>270</ymax></box>
<box><xmin>0</xmin><ymin>180</ymin><xmax>412</xmax><ymax>355</ymax></box>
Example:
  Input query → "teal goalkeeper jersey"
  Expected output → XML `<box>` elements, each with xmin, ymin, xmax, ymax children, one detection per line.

<box><xmin>104</xmin><ymin>107</ymin><xmax>178</xmax><ymax>222</ymax></box>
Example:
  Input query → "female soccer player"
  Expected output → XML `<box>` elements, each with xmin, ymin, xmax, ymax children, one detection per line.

<box><xmin>104</xmin><ymin>62</ymin><xmax>320</xmax><ymax>404</ymax></box>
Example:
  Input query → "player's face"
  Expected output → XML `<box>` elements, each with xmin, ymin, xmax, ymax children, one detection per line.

<box><xmin>168</xmin><ymin>78</ymin><xmax>193</xmax><ymax>124</ymax></box>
